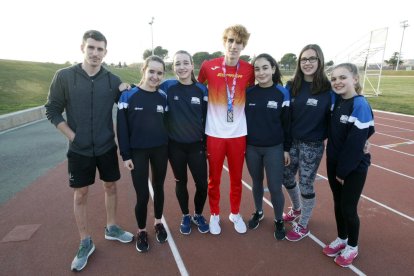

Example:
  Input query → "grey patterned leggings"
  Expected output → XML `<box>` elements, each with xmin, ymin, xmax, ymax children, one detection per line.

<box><xmin>283</xmin><ymin>140</ymin><xmax>325</xmax><ymax>227</ymax></box>
<box><xmin>283</xmin><ymin>139</ymin><xmax>325</xmax><ymax>196</ymax></box>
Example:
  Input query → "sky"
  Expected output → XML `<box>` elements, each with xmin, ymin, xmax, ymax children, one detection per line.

<box><xmin>1</xmin><ymin>0</ymin><xmax>413</xmax><ymax>66</ymax></box>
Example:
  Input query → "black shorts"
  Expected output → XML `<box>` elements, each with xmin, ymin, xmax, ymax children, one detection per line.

<box><xmin>67</xmin><ymin>146</ymin><xmax>121</xmax><ymax>188</ymax></box>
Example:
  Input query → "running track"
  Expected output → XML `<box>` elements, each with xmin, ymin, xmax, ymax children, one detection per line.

<box><xmin>0</xmin><ymin>109</ymin><xmax>413</xmax><ymax>275</ymax></box>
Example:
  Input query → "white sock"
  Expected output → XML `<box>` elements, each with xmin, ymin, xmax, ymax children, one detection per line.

<box><xmin>339</xmin><ymin>237</ymin><xmax>347</xmax><ymax>243</ymax></box>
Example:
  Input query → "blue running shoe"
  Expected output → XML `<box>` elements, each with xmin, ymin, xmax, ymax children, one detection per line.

<box><xmin>71</xmin><ymin>240</ymin><xmax>95</xmax><ymax>271</ymax></box>
<box><xmin>180</xmin><ymin>214</ymin><xmax>192</xmax><ymax>235</ymax></box>
<box><xmin>192</xmin><ymin>214</ymin><xmax>210</xmax><ymax>233</ymax></box>
<box><xmin>105</xmin><ymin>225</ymin><xmax>134</xmax><ymax>243</ymax></box>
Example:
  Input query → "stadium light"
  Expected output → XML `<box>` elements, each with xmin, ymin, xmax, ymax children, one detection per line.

<box><xmin>149</xmin><ymin>17</ymin><xmax>155</xmax><ymax>56</ymax></box>
<box><xmin>396</xmin><ymin>20</ymin><xmax>409</xmax><ymax>71</ymax></box>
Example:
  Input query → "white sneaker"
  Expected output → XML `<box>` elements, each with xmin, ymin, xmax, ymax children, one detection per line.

<box><xmin>229</xmin><ymin>213</ymin><xmax>247</xmax><ymax>234</ymax></box>
<box><xmin>209</xmin><ymin>214</ymin><xmax>221</xmax><ymax>235</ymax></box>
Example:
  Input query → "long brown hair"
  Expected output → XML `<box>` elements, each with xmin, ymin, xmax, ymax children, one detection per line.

<box><xmin>252</xmin><ymin>53</ymin><xmax>283</xmax><ymax>86</ymax></box>
<box><xmin>289</xmin><ymin>44</ymin><xmax>331</xmax><ymax>96</ymax></box>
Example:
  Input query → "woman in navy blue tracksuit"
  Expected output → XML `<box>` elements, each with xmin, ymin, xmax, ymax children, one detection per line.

<box><xmin>117</xmin><ymin>56</ymin><xmax>168</xmax><ymax>253</ymax></box>
<box><xmin>323</xmin><ymin>63</ymin><xmax>375</xmax><ymax>267</ymax></box>
<box><xmin>282</xmin><ymin>44</ymin><xmax>334</xmax><ymax>242</ymax></box>
<box><xmin>245</xmin><ymin>53</ymin><xmax>291</xmax><ymax>240</ymax></box>
<box><xmin>159</xmin><ymin>50</ymin><xmax>209</xmax><ymax>235</ymax></box>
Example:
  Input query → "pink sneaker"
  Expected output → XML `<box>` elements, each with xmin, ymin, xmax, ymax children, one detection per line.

<box><xmin>334</xmin><ymin>245</ymin><xmax>358</xmax><ymax>267</ymax></box>
<box><xmin>283</xmin><ymin>208</ymin><xmax>301</xmax><ymax>222</ymax></box>
<box><xmin>323</xmin><ymin>238</ymin><xmax>347</xmax><ymax>257</ymax></box>
<box><xmin>285</xmin><ymin>223</ymin><xmax>309</xmax><ymax>242</ymax></box>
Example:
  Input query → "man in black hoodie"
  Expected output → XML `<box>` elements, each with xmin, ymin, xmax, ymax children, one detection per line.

<box><xmin>45</xmin><ymin>30</ymin><xmax>133</xmax><ymax>272</ymax></box>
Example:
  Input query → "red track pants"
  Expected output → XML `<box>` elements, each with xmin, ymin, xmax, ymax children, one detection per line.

<box><xmin>206</xmin><ymin>135</ymin><xmax>246</xmax><ymax>215</ymax></box>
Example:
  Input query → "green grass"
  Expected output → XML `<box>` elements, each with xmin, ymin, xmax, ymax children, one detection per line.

<box><xmin>363</xmin><ymin>75</ymin><xmax>414</xmax><ymax>114</ymax></box>
<box><xmin>0</xmin><ymin>60</ymin><xmax>144</xmax><ymax>115</ymax></box>
<box><xmin>0</xmin><ymin>60</ymin><xmax>66</xmax><ymax>114</ymax></box>
<box><xmin>0</xmin><ymin>59</ymin><xmax>413</xmax><ymax>115</ymax></box>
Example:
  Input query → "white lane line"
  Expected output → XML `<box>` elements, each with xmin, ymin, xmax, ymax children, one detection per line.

<box><xmin>370</xmin><ymin>142</ymin><xmax>414</xmax><ymax>157</ymax></box>
<box><xmin>375</xmin><ymin>122</ymin><xmax>414</xmax><ymax>132</ymax></box>
<box><xmin>222</xmin><ymin>165</ymin><xmax>367</xmax><ymax>276</ymax></box>
<box><xmin>148</xmin><ymin>180</ymin><xmax>189</xmax><ymax>276</ymax></box>
<box><xmin>317</xmin><ymin>174</ymin><xmax>414</xmax><ymax>222</ymax></box>
<box><xmin>375</xmin><ymin>131</ymin><xmax>414</xmax><ymax>142</ymax></box>
<box><xmin>374</xmin><ymin>145</ymin><xmax>414</xmax><ymax>157</ymax></box>
<box><xmin>373</xmin><ymin>131</ymin><xmax>414</xmax><ymax>156</ymax></box>
<box><xmin>371</xmin><ymin>163</ymin><xmax>414</xmax><ymax>180</ymax></box>
<box><xmin>380</xmin><ymin>141</ymin><xmax>414</xmax><ymax>149</ymax></box>
<box><xmin>375</xmin><ymin>117</ymin><xmax>414</xmax><ymax>125</ymax></box>
<box><xmin>374</xmin><ymin>110</ymin><xmax>414</xmax><ymax>119</ymax></box>
<box><xmin>381</xmin><ymin>142</ymin><xmax>413</xmax><ymax>148</ymax></box>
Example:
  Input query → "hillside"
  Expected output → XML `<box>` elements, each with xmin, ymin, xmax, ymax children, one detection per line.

<box><xmin>0</xmin><ymin>60</ymin><xmax>141</xmax><ymax>115</ymax></box>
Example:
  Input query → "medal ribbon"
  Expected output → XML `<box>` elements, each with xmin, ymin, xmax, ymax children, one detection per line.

<box><xmin>221</xmin><ymin>59</ymin><xmax>240</xmax><ymax>111</ymax></box>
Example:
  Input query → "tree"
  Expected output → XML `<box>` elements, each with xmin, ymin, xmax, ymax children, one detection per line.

<box><xmin>165</xmin><ymin>62</ymin><xmax>173</xmax><ymax>72</ymax></box>
<box><xmin>385</xmin><ymin>52</ymin><xmax>403</xmax><ymax>70</ymax></box>
<box><xmin>210</xmin><ymin>51</ymin><xmax>223</xmax><ymax>59</ymax></box>
<box><xmin>280</xmin><ymin>53</ymin><xmax>297</xmax><ymax>70</ymax></box>
<box><xmin>192</xmin><ymin>52</ymin><xmax>211</xmax><ymax>69</ymax></box>
<box><xmin>143</xmin><ymin>46</ymin><xmax>169</xmax><ymax>60</ymax></box>
<box><xmin>143</xmin><ymin>49</ymin><xmax>152</xmax><ymax>60</ymax></box>
<box><xmin>239</xmin><ymin>55</ymin><xmax>251</xmax><ymax>62</ymax></box>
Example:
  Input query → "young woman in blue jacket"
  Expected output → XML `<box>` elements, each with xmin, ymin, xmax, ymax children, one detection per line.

<box><xmin>159</xmin><ymin>51</ymin><xmax>209</xmax><ymax>235</ymax></box>
<box><xmin>323</xmin><ymin>63</ymin><xmax>374</xmax><ymax>267</ymax></box>
<box><xmin>117</xmin><ymin>55</ymin><xmax>169</xmax><ymax>253</ymax></box>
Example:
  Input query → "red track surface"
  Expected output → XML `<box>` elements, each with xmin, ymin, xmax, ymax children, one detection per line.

<box><xmin>1</xmin><ymin>109</ymin><xmax>413</xmax><ymax>276</ymax></box>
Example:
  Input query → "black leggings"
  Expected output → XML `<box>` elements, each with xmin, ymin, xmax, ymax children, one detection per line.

<box><xmin>327</xmin><ymin>160</ymin><xmax>367</xmax><ymax>246</ymax></box>
<box><xmin>168</xmin><ymin>140</ymin><xmax>207</xmax><ymax>215</ymax></box>
<box><xmin>130</xmin><ymin>145</ymin><xmax>168</xmax><ymax>229</ymax></box>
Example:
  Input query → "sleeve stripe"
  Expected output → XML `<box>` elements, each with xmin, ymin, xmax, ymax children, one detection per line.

<box><xmin>118</xmin><ymin>102</ymin><xmax>128</xmax><ymax>109</ymax></box>
<box><xmin>348</xmin><ymin>116</ymin><xmax>375</xmax><ymax>129</ymax></box>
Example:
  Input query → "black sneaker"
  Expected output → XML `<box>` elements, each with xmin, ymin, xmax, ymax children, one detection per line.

<box><xmin>274</xmin><ymin>220</ymin><xmax>286</xmax><ymax>240</ymax></box>
<box><xmin>248</xmin><ymin>211</ymin><xmax>264</xmax><ymax>229</ymax></box>
<box><xmin>155</xmin><ymin>223</ymin><xmax>168</xmax><ymax>243</ymax></box>
<box><xmin>136</xmin><ymin>231</ymin><xmax>149</xmax><ymax>252</ymax></box>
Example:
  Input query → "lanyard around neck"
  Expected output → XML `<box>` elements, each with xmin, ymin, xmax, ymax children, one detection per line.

<box><xmin>221</xmin><ymin>59</ymin><xmax>240</xmax><ymax>111</ymax></box>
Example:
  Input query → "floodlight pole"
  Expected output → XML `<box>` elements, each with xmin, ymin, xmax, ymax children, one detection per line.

<box><xmin>149</xmin><ymin>17</ymin><xmax>155</xmax><ymax>55</ymax></box>
<box><xmin>396</xmin><ymin>20</ymin><xmax>409</xmax><ymax>71</ymax></box>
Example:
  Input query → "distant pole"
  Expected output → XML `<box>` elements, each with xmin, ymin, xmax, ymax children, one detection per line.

<box><xmin>149</xmin><ymin>17</ymin><xmax>155</xmax><ymax>55</ymax></box>
<box><xmin>396</xmin><ymin>20</ymin><xmax>409</xmax><ymax>71</ymax></box>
